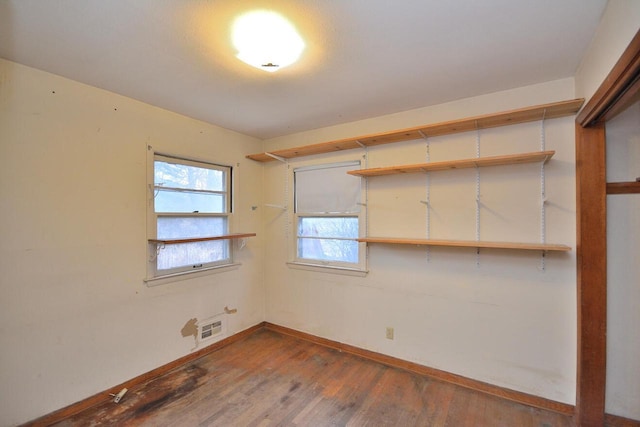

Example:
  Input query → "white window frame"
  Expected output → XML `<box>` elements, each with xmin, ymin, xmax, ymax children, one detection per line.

<box><xmin>145</xmin><ymin>150</ymin><xmax>236</xmax><ymax>283</ymax></box>
<box><xmin>290</xmin><ymin>160</ymin><xmax>367</xmax><ymax>273</ymax></box>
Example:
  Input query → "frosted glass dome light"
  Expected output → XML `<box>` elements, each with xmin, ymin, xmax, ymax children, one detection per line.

<box><xmin>232</xmin><ymin>10</ymin><xmax>305</xmax><ymax>72</ymax></box>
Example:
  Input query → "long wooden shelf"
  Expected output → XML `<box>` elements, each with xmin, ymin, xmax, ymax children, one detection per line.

<box><xmin>149</xmin><ymin>233</ymin><xmax>256</xmax><ymax>245</ymax></box>
<box><xmin>247</xmin><ymin>99</ymin><xmax>584</xmax><ymax>162</ymax></box>
<box><xmin>347</xmin><ymin>150</ymin><xmax>554</xmax><ymax>177</ymax></box>
<box><xmin>357</xmin><ymin>237</ymin><xmax>571</xmax><ymax>252</ymax></box>
<box><xmin>606</xmin><ymin>181</ymin><xmax>640</xmax><ymax>195</ymax></box>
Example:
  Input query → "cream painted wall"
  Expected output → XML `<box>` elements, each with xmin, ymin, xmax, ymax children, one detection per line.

<box><xmin>575</xmin><ymin>0</ymin><xmax>640</xmax><ymax>102</ymax></box>
<box><xmin>0</xmin><ymin>59</ymin><xmax>264</xmax><ymax>426</ymax></box>
<box><xmin>574</xmin><ymin>0</ymin><xmax>640</xmax><ymax>419</ymax></box>
<box><xmin>262</xmin><ymin>79</ymin><xmax>578</xmax><ymax>404</ymax></box>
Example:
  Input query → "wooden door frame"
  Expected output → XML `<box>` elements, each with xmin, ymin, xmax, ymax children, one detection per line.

<box><xmin>575</xmin><ymin>29</ymin><xmax>640</xmax><ymax>427</ymax></box>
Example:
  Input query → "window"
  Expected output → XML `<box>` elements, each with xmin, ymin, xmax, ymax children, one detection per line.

<box><xmin>293</xmin><ymin>161</ymin><xmax>364</xmax><ymax>270</ymax></box>
<box><xmin>148</xmin><ymin>154</ymin><xmax>233</xmax><ymax>279</ymax></box>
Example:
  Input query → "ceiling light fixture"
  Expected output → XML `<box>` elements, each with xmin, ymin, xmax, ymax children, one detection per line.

<box><xmin>232</xmin><ymin>10</ymin><xmax>305</xmax><ymax>73</ymax></box>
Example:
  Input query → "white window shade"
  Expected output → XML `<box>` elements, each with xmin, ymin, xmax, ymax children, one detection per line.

<box><xmin>295</xmin><ymin>162</ymin><xmax>361</xmax><ymax>213</ymax></box>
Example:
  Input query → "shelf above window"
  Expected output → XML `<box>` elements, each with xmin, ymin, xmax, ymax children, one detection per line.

<box><xmin>149</xmin><ymin>233</ymin><xmax>256</xmax><ymax>245</ymax></box>
<box><xmin>347</xmin><ymin>150</ymin><xmax>554</xmax><ymax>177</ymax></box>
<box><xmin>357</xmin><ymin>237</ymin><xmax>571</xmax><ymax>252</ymax></box>
<box><xmin>246</xmin><ymin>99</ymin><xmax>584</xmax><ymax>162</ymax></box>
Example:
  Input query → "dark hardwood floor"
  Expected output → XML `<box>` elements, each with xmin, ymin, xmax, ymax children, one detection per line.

<box><xmin>51</xmin><ymin>329</ymin><xmax>573</xmax><ymax>426</ymax></box>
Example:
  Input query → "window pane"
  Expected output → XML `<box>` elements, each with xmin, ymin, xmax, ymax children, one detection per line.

<box><xmin>157</xmin><ymin>240</ymin><xmax>229</xmax><ymax>270</ymax></box>
<box><xmin>297</xmin><ymin>237</ymin><xmax>358</xmax><ymax>263</ymax></box>
<box><xmin>157</xmin><ymin>217</ymin><xmax>226</xmax><ymax>239</ymax></box>
<box><xmin>155</xmin><ymin>160</ymin><xmax>225</xmax><ymax>191</ymax></box>
<box><xmin>298</xmin><ymin>217</ymin><xmax>358</xmax><ymax>239</ymax></box>
<box><xmin>155</xmin><ymin>189</ymin><xmax>225</xmax><ymax>213</ymax></box>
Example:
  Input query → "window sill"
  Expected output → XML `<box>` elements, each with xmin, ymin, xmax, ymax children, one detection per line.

<box><xmin>286</xmin><ymin>261</ymin><xmax>368</xmax><ymax>277</ymax></box>
<box><xmin>144</xmin><ymin>263</ymin><xmax>241</xmax><ymax>287</ymax></box>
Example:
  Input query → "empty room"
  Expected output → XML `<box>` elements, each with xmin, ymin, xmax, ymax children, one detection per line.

<box><xmin>1</xmin><ymin>1</ymin><xmax>639</xmax><ymax>426</ymax></box>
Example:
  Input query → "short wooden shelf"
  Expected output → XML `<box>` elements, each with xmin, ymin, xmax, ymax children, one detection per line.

<box><xmin>247</xmin><ymin>99</ymin><xmax>584</xmax><ymax>162</ymax></box>
<box><xmin>347</xmin><ymin>151</ymin><xmax>554</xmax><ymax>177</ymax></box>
<box><xmin>149</xmin><ymin>233</ymin><xmax>256</xmax><ymax>245</ymax></box>
<box><xmin>357</xmin><ymin>237</ymin><xmax>571</xmax><ymax>252</ymax></box>
<box><xmin>606</xmin><ymin>181</ymin><xmax>640</xmax><ymax>195</ymax></box>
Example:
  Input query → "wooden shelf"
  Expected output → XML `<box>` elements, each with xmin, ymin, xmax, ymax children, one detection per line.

<box><xmin>357</xmin><ymin>237</ymin><xmax>571</xmax><ymax>252</ymax></box>
<box><xmin>247</xmin><ymin>99</ymin><xmax>584</xmax><ymax>162</ymax></box>
<box><xmin>607</xmin><ymin>181</ymin><xmax>640</xmax><ymax>195</ymax></box>
<box><xmin>149</xmin><ymin>233</ymin><xmax>256</xmax><ymax>245</ymax></box>
<box><xmin>347</xmin><ymin>150</ymin><xmax>554</xmax><ymax>177</ymax></box>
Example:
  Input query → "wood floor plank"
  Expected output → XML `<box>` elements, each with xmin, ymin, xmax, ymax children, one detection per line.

<box><xmin>49</xmin><ymin>329</ymin><xmax>576</xmax><ymax>427</ymax></box>
<box><xmin>417</xmin><ymin>378</ymin><xmax>456</xmax><ymax>426</ymax></box>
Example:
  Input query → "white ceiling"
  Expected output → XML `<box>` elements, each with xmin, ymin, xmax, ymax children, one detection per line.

<box><xmin>0</xmin><ymin>0</ymin><xmax>607</xmax><ymax>139</ymax></box>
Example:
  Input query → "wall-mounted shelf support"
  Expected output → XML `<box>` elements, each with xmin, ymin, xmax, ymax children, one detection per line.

<box><xmin>475</xmin><ymin>127</ymin><xmax>482</xmax><ymax>267</ymax></box>
<box><xmin>265</xmin><ymin>152</ymin><xmax>287</xmax><ymax>163</ymax></box>
<box><xmin>236</xmin><ymin>238</ymin><xmax>248</xmax><ymax>251</ymax></box>
<box><xmin>264</xmin><ymin>204</ymin><xmax>288</xmax><ymax>210</ymax></box>
<box><xmin>419</xmin><ymin>129</ymin><xmax>432</xmax><ymax>261</ymax></box>
<box><xmin>539</xmin><ymin>117</ymin><xmax>548</xmax><ymax>270</ymax></box>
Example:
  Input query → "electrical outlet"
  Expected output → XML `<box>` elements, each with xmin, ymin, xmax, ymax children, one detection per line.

<box><xmin>386</xmin><ymin>327</ymin><xmax>394</xmax><ymax>340</ymax></box>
